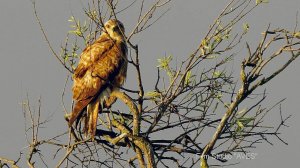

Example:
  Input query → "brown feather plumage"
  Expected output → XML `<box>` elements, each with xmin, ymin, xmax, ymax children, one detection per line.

<box><xmin>68</xmin><ymin>19</ymin><xmax>127</xmax><ymax>139</ymax></box>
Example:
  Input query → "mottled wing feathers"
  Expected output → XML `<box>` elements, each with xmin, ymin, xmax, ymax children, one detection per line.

<box><xmin>72</xmin><ymin>37</ymin><xmax>113</xmax><ymax>101</ymax></box>
<box><xmin>73</xmin><ymin>37</ymin><xmax>111</xmax><ymax>78</ymax></box>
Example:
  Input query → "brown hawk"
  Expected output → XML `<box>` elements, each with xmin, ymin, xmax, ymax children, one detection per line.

<box><xmin>68</xmin><ymin>19</ymin><xmax>128</xmax><ymax>139</ymax></box>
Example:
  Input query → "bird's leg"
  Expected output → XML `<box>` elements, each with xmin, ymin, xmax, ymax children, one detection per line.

<box><xmin>103</xmin><ymin>95</ymin><xmax>117</xmax><ymax>109</ymax></box>
<box><xmin>103</xmin><ymin>95</ymin><xmax>117</xmax><ymax>131</ymax></box>
<box><xmin>104</xmin><ymin>99</ymin><xmax>112</xmax><ymax>131</ymax></box>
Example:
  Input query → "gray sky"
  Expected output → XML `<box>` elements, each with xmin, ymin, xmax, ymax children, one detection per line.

<box><xmin>0</xmin><ymin>0</ymin><xmax>299</xmax><ymax>167</ymax></box>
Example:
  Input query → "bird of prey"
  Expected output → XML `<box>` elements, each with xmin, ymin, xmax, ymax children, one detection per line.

<box><xmin>68</xmin><ymin>19</ymin><xmax>128</xmax><ymax>139</ymax></box>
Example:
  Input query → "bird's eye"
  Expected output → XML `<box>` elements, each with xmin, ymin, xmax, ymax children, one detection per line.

<box><xmin>106</xmin><ymin>25</ymin><xmax>111</xmax><ymax>29</ymax></box>
<box><xmin>112</xmin><ymin>26</ymin><xmax>119</xmax><ymax>32</ymax></box>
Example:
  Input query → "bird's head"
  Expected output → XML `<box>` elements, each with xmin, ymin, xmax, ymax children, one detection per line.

<box><xmin>103</xmin><ymin>19</ymin><xmax>125</xmax><ymax>41</ymax></box>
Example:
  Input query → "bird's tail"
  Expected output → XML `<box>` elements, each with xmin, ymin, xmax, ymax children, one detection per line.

<box><xmin>68</xmin><ymin>88</ymin><xmax>111</xmax><ymax>139</ymax></box>
<box><xmin>68</xmin><ymin>97</ymin><xmax>93</xmax><ymax>127</ymax></box>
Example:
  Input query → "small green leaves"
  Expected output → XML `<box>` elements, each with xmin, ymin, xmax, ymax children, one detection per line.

<box><xmin>234</xmin><ymin>116</ymin><xmax>255</xmax><ymax>133</ymax></box>
<box><xmin>243</xmin><ymin>23</ymin><xmax>250</xmax><ymax>34</ymax></box>
<box><xmin>216</xmin><ymin>92</ymin><xmax>223</xmax><ymax>99</ymax></box>
<box><xmin>206</xmin><ymin>55</ymin><xmax>217</xmax><ymax>59</ymax></box>
<box><xmin>68</xmin><ymin>16</ymin><xmax>88</xmax><ymax>37</ymax></box>
<box><xmin>157</xmin><ymin>55</ymin><xmax>172</xmax><ymax>69</ymax></box>
<box><xmin>206</xmin><ymin>27</ymin><xmax>231</xmax><ymax>54</ymax></box>
<box><xmin>60</xmin><ymin>37</ymin><xmax>80</xmax><ymax>71</ymax></box>
<box><xmin>157</xmin><ymin>55</ymin><xmax>174</xmax><ymax>80</ymax></box>
<box><xmin>86</xmin><ymin>10</ymin><xmax>98</xmax><ymax>21</ymax></box>
<box><xmin>236</xmin><ymin>120</ymin><xmax>245</xmax><ymax>130</ymax></box>
<box><xmin>145</xmin><ymin>91</ymin><xmax>161</xmax><ymax>100</ymax></box>
<box><xmin>229</xmin><ymin>108</ymin><xmax>256</xmax><ymax>134</ymax></box>
<box><xmin>239</xmin><ymin>117</ymin><xmax>255</xmax><ymax>125</ymax></box>
<box><xmin>68</xmin><ymin>16</ymin><xmax>75</xmax><ymax>22</ymax></box>
<box><xmin>294</xmin><ymin>32</ymin><xmax>300</xmax><ymax>39</ymax></box>
<box><xmin>184</xmin><ymin>70</ymin><xmax>192</xmax><ymax>85</ymax></box>
<box><xmin>256</xmin><ymin>0</ymin><xmax>269</xmax><ymax>5</ymax></box>
<box><xmin>201</xmin><ymin>39</ymin><xmax>209</xmax><ymax>54</ymax></box>
<box><xmin>212</xmin><ymin>70</ymin><xmax>224</xmax><ymax>78</ymax></box>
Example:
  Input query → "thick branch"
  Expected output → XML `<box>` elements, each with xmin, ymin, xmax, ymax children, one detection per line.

<box><xmin>110</xmin><ymin>90</ymin><xmax>140</xmax><ymax>135</ymax></box>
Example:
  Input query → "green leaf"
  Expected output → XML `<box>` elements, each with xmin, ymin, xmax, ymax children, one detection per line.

<box><xmin>243</xmin><ymin>23</ymin><xmax>250</xmax><ymax>33</ymax></box>
<box><xmin>216</xmin><ymin>92</ymin><xmax>222</xmax><ymax>99</ymax></box>
<box><xmin>157</xmin><ymin>55</ymin><xmax>175</xmax><ymax>80</ymax></box>
<box><xmin>256</xmin><ymin>0</ymin><xmax>269</xmax><ymax>5</ymax></box>
<box><xmin>145</xmin><ymin>91</ymin><xmax>160</xmax><ymax>99</ymax></box>
<box><xmin>294</xmin><ymin>32</ymin><xmax>300</xmax><ymax>39</ymax></box>
<box><xmin>157</xmin><ymin>55</ymin><xmax>173</xmax><ymax>69</ymax></box>
<box><xmin>206</xmin><ymin>55</ymin><xmax>217</xmax><ymax>59</ymax></box>
<box><xmin>87</xmin><ymin>10</ymin><xmax>98</xmax><ymax>20</ymax></box>
<box><xmin>239</xmin><ymin>117</ymin><xmax>255</xmax><ymax>125</ymax></box>
<box><xmin>64</xmin><ymin>55</ymin><xmax>69</xmax><ymax>62</ymax></box>
<box><xmin>237</xmin><ymin>121</ymin><xmax>244</xmax><ymax>129</ymax></box>
<box><xmin>68</xmin><ymin>16</ymin><xmax>75</xmax><ymax>22</ymax></box>
<box><xmin>212</xmin><ymin>71</ymin><xmax>223</xmax><ymax>78</ymax></box>
<box><xmin>235</xmin><ymin>116</ymin><xmax>255</xmax><ymax>133</ymax></box>
<box><xmin>214</xmin><ymin>34</ymin><xmax>222</xmax><ymax>43</ymax></box>
<box><xmin>184</xmin><ymin>71</ymin><xmax>192</xmax><ymax>85</ymax></box>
